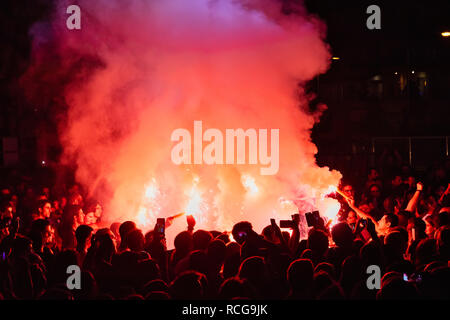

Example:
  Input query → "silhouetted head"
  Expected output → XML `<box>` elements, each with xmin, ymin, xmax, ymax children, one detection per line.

<box><xmin>436</xmin><ymin>226</ymin><xmax>450</xmax><ymax>260</ymax></box>
<box><xmin>238</xmin><ymin>256</ymin><xmax>268</xmax><ymax>286</ymax></box>
<box><xmin>119</xmin><ymin>221</ymin><xmax>136</xmax><ymax>249</ymax></box>
<box><xmin>331</xmin><ymin>222</ymin><xmax>354</xmax><ymax>249</ymax></box>
<box><xmin>193</xmin><ymin>230</ymin><xmax>213</xmax><ymax>251</ymax></box>
<box><xmin>360</xmin><ymin>240</ymin><xmax>383</xmax><ymax>268</ymax></box>
<box><xmin>142</xmin><ymin>279</ymin><xmax>168</xmax><ymax>297</ymax></box>
<box><xmin>207</xmin><ymin>239</ymin><xmax>226</xmax><ymax>267</ymax></box>
<box><xmin>231</xmin><ymin>221</ymin><xmax>253</xmax><ymax>245</ymax></box>
<box><xmin>378</xmin><ymin>213</ymin><xmax>399</xmax><ymax>235</ymax></box>
<box><xmin>174</xmin><ymin>231</ymin><xmax>193</xmax><ymax>255</ymax></box>
<box><xmin>287</xmin><ymin>259</ymin><xmax>314</xmax><ymax>292</ymax></box>
<box><xmin>384</xmin><ymin>231</ymin><xmax>408</xmax><ymax>261</ymax></box>
<box><xmin>415</xmin><ymin>238</ymin><xmax>438</xmax><ymax>267</ymax></box>
<box><xmin>437</xmin><ymin>211</ymin><xmax>449</xmax><ymax>228</ymax></box>
<box><xmin>75</xmin><ymin>225</ymin><xmax>93</xmax><ymax>248</ymax></box>
<box><xmin>377</xmin><ymin>277</ymin><xmax>418</xmax><ymax>300</ymax></box>
<box><xmin>127</xmin><ymin>229</ymin><xmax>145</xmax><ymax>252</ymax></box>
<box><xmin>218</xmin><ymin>277</ymin><xmax>253</xmax><ymax>299</ymax></box>
<box><xmin>307</xmin><ymin>228</ymin><xmax>329</xmax><ymax>258</ymax></box>
<box><xmin>169</xmin><ymin>271</ymin><xmax>207</xmax><ymax>299</ymax></box>
<box><xmin>314</xmin><ymin>262</ymin><xmax>336</xmax><ymax>280</ymax></box>
<box><xmin>189</xmin><ymin>250</ymin><xmax>209</xmax><ymax>275</ymax></box>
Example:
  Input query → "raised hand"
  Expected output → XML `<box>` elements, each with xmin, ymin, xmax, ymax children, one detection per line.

<box><xmin>416</xmin><ymin>182</ymin><xmax>423</xmax><ymax>191</ymax></box>
<box><xmin>187</xmin><ymin>214</ymin><xmax>196</xmax><ymax>231</ymax></box>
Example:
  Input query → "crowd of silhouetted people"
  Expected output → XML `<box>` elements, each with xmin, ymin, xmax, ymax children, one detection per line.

<box><xmin>0</xmin><ymin>155</ymin><xmax>449</xmax><ymax>300</ymax></box>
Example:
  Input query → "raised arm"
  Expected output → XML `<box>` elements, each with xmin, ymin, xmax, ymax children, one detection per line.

<box><xmin>438</xmin><ymin>183</ymin><xmax>450</xmax><ymax>206</ymax></box>
<box><xmin>346</xmin><ymin>198</ymin><xmax>378</xmax><ymax>228</ymax></box>
<box><xmin>405</xmin><ymin>182</ymin><xmax>423</xmax><ymax>213</ymax></box>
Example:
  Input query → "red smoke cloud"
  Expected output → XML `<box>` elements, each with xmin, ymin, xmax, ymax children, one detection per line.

<box><xmin>23</xmin><ymin>0</ymin><xmax>341</xmax><ymax>245</ymax></box>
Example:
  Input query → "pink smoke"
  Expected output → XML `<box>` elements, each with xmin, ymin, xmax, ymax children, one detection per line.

<box><xmin>23</xmin><ymin>0</ymin><xmax>342</xmax><ymax>245</ymax></box>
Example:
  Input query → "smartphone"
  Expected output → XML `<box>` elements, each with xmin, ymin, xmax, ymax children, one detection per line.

<box><xmin>156</xmin><ymin>218</ymin><xmax>165</xmax><ymax>234</ymax></box>
<box><xmin>280</xmin><ymin>220</ymin><xmax>293</xmax><ymax>228</ymax></box>
<box><xmin>305</xmin><ymin>211</ymin><xmax>320</xmax><ymax>227</ymax></box>
<box><xmin>360</xmin><ymin>219</ymin><xmax>367</xmax><ymax>228</ymax></box>
<box><xmin>238</xmin><ymin>231</ymin><xmax>247</xmax><ymax>239</ymax></box>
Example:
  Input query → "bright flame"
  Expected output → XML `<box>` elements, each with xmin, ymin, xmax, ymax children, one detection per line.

<box><xmin>241</xmin><ymin>174</ymin><xmax>259</xmax><ymax>196</ymax></box>
<box><xmin>324</xmin><ymin>185</ymin><xmax>337</xmax><ymax>197</ymax></box>
<box><xmin>314</xmin><ymin>184</ymin><xmax>341</xmax><ymax>227</ymax></box>
<box><xmin>184</xmin><ymin>177</ymin><xmax>207</xmax><ymax>223</ymax></box>
<box><xmin>324</xmin><ymin>201</ymin><xmax>341</xmax><ymax>225</ymax></box>
<box><xmin>136</xmin><ymin>178</ymin><xmax>161</xmax><ymax>228</ymax></box>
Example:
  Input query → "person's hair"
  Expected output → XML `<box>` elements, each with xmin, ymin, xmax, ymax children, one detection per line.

<box><xmin>314</xmin><ymin>262</ymin><xmax>336</xmax><ymax>280</ymax></box>
<box><xmin>287</xmin><ymin>259</ymin><xmax>314</xmax><ymax>292</ymax></box>
<box><xmin>126</xmin><ymin>229</ymin><xmax>145</xmax><ymax>251</ymax></box>
<box><xmin>414</xmin><ymin>238</ymin><xmax>438</xmax><ymax>267</ymax></box>
<box><xmin>216</xmin><ymin>233</ymin><xmax>230</xmax><ymax>244</ymax></box>
<box><xmin>36</xmin><ymin>199</ymin><xmax>50</xmax><ymax>211</ymax></box>
<box><xmin>377</xmin><ymin>277</ymin><xmax>418</xmax><ymax>300</ymax></box>
<box><xmin>238</xmin><ymin>256</ymin><xmax>267</xmax><ymax>286</ymax></box>
<box><xmin>29</xmin><ymin>218</ymin><xmax>50</xmax><ymax>250</ymax></box>
<box><xmin>192</xmin><ymin>230</ymin><xmax>213</xmax><ymax>251</ymax></box>
<box><xmin>385</xmin><ymin>213</ymin><xmax>399</xmax><ymax>228</ymax></box>
<box><xmin>412</xmin><ymin>218</ymin><xmax>427</xmax><ymax>239</ymax></box>
<box><xmin>384</xmin><ymin>231</ymin><xmax>408</xmax><ymax>260</ymax></box>
<box><xmin>118</xmin><ymin>221</ymin><xmax>136</xmax><ymax>249</ymax></box>
<box><xmin>206</xmin><ymin>239</ymin><xmax>226</xmax><ymax>266</ymax></box>
<box><xmin>142</xmin><ymin>279</ymin><xmax>168</xmax><ymax>297</ymax></box>
<box><xmin>437</xmin><ymin>211</ymin><xmax>449</xmax><ymax>228</ymax></box>
<box><xmin>436</xmin><ymin>226</ymin><xmax>450</xmax><ymax>260</ymax></box>
<box><xmin>218</xmin><ymin>277</ymin><xmax>253</xmax><ymax>299</ymax></box>
<box><xmin>93</xmin><ymin>232</ymin><xmax>116</xmax><ymax>262</ymax></box>
<box><xmin>262</xmin><ymin>225</ymin><xmax>274</xmax><ymax>241</ymax></box>
<box><xmin>145</xmin><ymin>291</ymin><xmax>170</xmax><ymax>300</ymax></box>
<box><xmin>307</xmin><ymin>228</ymin><xmax>329</xmax><ymax>258</ymax></box>
<box><xmin>317</xmin><ymin>282</ymin><xmax>346</xmax><ymax>300</ymax></box>
<box><xmin>110</xmin><ymin>222</ymin><xmax>121</xmax><ymax>239</ymax></box>
<box><xmin>360</xmin><ymin>240</ymin><xmax>383</xmax><ymax>269</ymax></box>
<box><xmin>169</xmin><ymin>271</ymin><xmax>207</xmax><ymax>300</ymax></box>
<box><xmin>75</xmin><ymin>225</ymin><xmax>93</xmax><ymax>246</ymax></box>
<box><xmin>11</xmin><ymin>234</ymin><xmax>33</xmax><ymax>256</ymax></box>
<box><xmin>174</xmin><ymin>231</ymin><xmax>193</xmax><ymax>253</ymax></box>
<box><xmin>39</xmin><ymin>288</ymin><xmax>74</xmax><ymax>300</ymax></box>
<box><xmin>331</xmin><ymin>223</ymin><xmax>354</xmax><ymax>248</ymax></box>
<box><xmin>188</xmin><ymin>250</ymin><xmax>209</xmax><ymax>275</ymax></box>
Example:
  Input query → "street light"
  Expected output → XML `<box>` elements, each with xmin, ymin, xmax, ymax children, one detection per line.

<box><xmin>442</xmin><ymin>31</ymin><xmax>450</xmax><ymax>37</ymax></box>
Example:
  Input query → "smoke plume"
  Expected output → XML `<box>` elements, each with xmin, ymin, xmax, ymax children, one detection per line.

<box><xmin>23</xmin><ymin>0</ymin><xmax>342</xmax><ymax>244</ymax></box>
